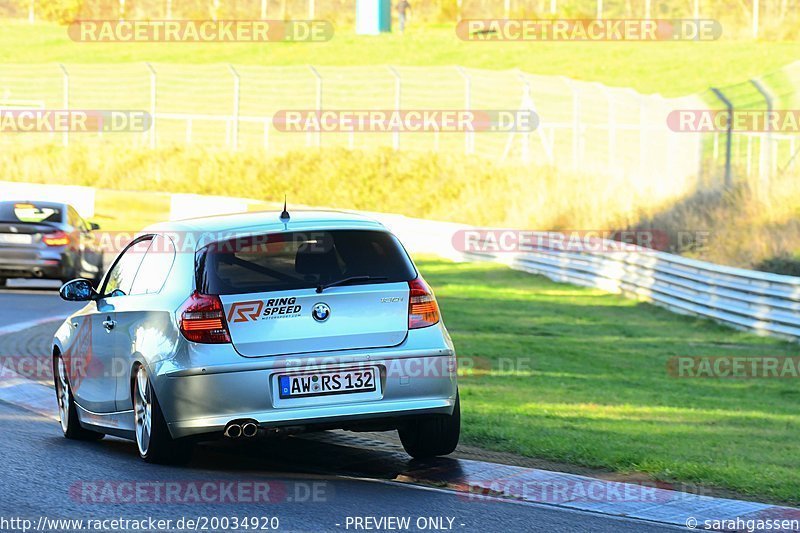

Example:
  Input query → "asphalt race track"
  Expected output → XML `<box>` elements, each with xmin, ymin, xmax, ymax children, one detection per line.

<box><xmin>0</xmin><ymin>284</ymin><xmax>683</xmax><ymax>533</ymax></box>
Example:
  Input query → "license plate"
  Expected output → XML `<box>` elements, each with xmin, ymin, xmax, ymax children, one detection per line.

<box><xmin>278</xmin><ymin>367</ymin><xmax>377</xmax><ymax>399</ymax></box>
<box><xmin>0</xmin><ymin>234</ymin><xmax>32</xmax><ymax>245</ymax></box>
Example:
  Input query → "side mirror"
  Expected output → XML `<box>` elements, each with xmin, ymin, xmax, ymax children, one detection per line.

<box><xmin>90</xmin><ymin>222</ymin><xmax>101</xmax><ymax>230</ymax></box>
<box><xmin>59</xmin><ymin>279</ymin><xmax>97</xmax><ymax>302</ymax></box>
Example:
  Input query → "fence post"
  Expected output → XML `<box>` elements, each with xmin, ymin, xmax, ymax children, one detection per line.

<box><xmin>145</xmin><ymin>63</ymin><xmax>157</xmax><ymax>149</ymax></box>
<box><xmin>28</xmin><ymin>0</ymin><xmax>34</xmax><ymax>23</ymax></box>
<box><xmin>309</xmin><ymin>0</ymin><xmax>315</xmax><ymax>18</ymax></box>
<box><xmin>504</xmin><ymin>0</ymin><xmax>510</xmax><ymax>19</ymax></box>
<box><xmin>550</xmin><ymin>0</ymin><xmax>556</xmax><ymax>14</ymax></box>
<box><xmin>561</xmin><ymin>77</ymin><xmax>581</xmax><ymax>171</ymax></box>
<box><xmin>455</xmin><ymin>67</ymin><xmax>473</xmax><ymax>155</ymax></box>
<box><xmin>710</xmin><ymin>87</ymin><xmax>733</xmax><ymax>188</ymax></box>
<box><xmin>388</xmin><ymin>66</ymin><xmax>401</xmax><ymax>150</ymax></box>
<box><xmin>229</xmin><ymin>64</ymin><xmax>241</xmax><ymax>151</ymax></box>
<box><xmin>750</xmin><ymin>77</ymin><xmax>772</xmax><ymax>200</ymax></box>
<box><xmin>119</xmin><ymin>0</ymin><xmax>125</xmax><ymax>20</ymax></box>
<box><xmin>58</xmin><ymin>64</ymin><xmax>69</xmax><ymax>147</ymax></box>
<box><xmin>261</xmin><ymin>0</ymin><xmax>267</xmax><ymax>19</ymax></box>
<box><xmin>693</xmin><ymin>0</ymin><xmax>700</xmax><ymax>19</ymax></box>
<box><xmin>595</xmin><ymin>83</ymin><xmax>617</xmax><ymax>175</ymax></box>
<box><xmin>166</xmin><ymin>0</ymin><xmax>172</xmax><ymax>18</ymax></box>
<box><xmin>309</xmin><ymin>66</ymin><xmax>322</xmax><ymax>148</ymax></box>
<box><xmin>596</xmin><ymin>0</ymin><xmax>603</xmax><ymax>19</ymax></box>
<box><xmin>519</xmin><ymin>79</ymin><xmax>531</xmax><ymax>164</ymax></box>
<box><xmin>644</xmin><ymin>0</ymin><xmax>651</xmax><ymax>18</ymax></box>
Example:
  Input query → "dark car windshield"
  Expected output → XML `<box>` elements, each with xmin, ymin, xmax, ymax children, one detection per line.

<box><xmin>0</xmin><ymin>202</ymin><xmax>63</xmax><ymax>224</ymax></box>
<box><xmin>196</xmin><ymin>229</ymin><xmax>417</xmax><ymax>295</ymax></box>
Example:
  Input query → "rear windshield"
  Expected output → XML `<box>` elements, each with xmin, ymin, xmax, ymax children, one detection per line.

<box><xmin>0</xmin><ymin>202</ymin><xmax>63</xmax><ymax>224</ymax></box>
<box><xmin>196</xmin><ymin>229</ymin><xmax>417</xmax><ymax>295</ymax></box>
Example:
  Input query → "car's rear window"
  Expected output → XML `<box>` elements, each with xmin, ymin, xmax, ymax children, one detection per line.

<box><xmin>196</xmin><ymin>229</ymin><xmax>417</xmax><ymax>295</ymax></box>
<box><xmin>0</xmin><ymin>202</ymin><xmax>63</xmax><ymax>224</ymax></box>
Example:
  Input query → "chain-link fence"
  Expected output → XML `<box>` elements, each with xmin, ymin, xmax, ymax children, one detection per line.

<box><xmin>0</xmin><ymin>63</ymin><xmax>708</xmax><ymax>205</ymax></box>
<box><xmin>700</xmin><ymin>61</ymin><xmax>800</xmax><ymax>198</ymax></box>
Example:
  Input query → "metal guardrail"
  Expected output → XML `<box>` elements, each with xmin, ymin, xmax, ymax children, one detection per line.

<box><xmin>457</xmin><ymin>236</ymin><xmax>800</xmax><ymax>342</ymax></box>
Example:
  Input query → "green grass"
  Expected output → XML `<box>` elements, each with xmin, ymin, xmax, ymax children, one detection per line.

<box><xmin>1</xmin><ymin>21</ymin><xmax>799</xmax><ymax>96</ymax></box>
<box><xmin>417</xmin><ymin>257</ymin><xmax>800</xmax><ymax>504</ymax></box>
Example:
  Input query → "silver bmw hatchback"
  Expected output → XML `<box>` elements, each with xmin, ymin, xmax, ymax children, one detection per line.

<box><xmin>53</xmin><ymin>210</ymin><xmax>460</xmax><ymax>463</ymax></box>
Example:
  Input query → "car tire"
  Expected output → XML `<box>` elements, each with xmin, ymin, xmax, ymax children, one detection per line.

<box><xmin>53</xmin><ymin>352</ymin><xmax>105</xmax><ymax>441</ymax></box>
<box><xmin>399</xmin><ymin>392</ymin><xmax>461</xmax><ymax>459</ymax></box>
<box><xmin>133</xmin><ymin>365</ymin><xmax>193</xmax><ymax>465</ymax></box>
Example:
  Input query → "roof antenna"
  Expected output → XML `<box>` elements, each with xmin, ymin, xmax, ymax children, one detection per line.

<box><xmin>279</xmin><ymin>196</ymin><xmax>290</xmax><ymax>222</ymax></box>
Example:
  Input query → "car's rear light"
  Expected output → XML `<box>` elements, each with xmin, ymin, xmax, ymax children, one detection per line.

<box><xmin>178</xmin><ymin>291</ymin><xmax>231</xmax><ymax>344</ymax></box>
<box><xmin>42</xmin><ymin>230</ymin><xmax>69</xmax><ymax>246</ymax></box>
<box><xmin>408</xmin><ymin>277</ymin><xmax>440</xmax><ymax>329</ymax></box>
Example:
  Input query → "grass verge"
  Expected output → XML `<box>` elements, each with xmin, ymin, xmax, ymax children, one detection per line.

<box><xmin>1</xmin><ymin>21</ymin><xmax>799</xmax><ymax>96</ymax></box>
<box><xmin>418</xmin><ymin>257</ymin><xmax>800</xmax><ymax>505</ymax></box>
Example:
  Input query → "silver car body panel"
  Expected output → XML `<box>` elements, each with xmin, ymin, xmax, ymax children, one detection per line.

<box><xmin>53</xmin><ymin>210</ymin><xmax>458</xmax><ymax>440</ymax></box>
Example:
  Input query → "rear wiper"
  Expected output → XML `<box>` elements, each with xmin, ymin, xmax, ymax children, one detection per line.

<box><xmin>316</xmin><ymin>275</ymin><xmax>387</xmax><ymax>293</ymax></box>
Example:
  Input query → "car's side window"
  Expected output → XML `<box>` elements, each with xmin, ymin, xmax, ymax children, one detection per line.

<box><xmin>102</xmin><ymin>237</ymin><xmax>153</xmax><ymax>297</ymax></box>
<box><xmin>67</xmin><ymin>206</ymin><xmax>80</xmax><ymax>228</ymax></box>
<box><xmin>130</xmin><ymin>235</ymin><xmax>176</xmax><ymax>296</ymax></box>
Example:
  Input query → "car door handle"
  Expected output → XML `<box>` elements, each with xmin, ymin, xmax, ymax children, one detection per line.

<box><xmin>102</xmin><ymin>319</ymin><xmax>116</xmax><ymax>331</ymax></box>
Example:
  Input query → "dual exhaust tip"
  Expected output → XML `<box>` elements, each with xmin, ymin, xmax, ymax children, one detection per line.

<box><xmin>224</xmin><ymin>420</ymin><xmax>259</xmax><ymax>439</ymax></box>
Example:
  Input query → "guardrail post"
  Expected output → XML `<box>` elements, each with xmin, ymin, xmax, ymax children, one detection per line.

<box><xmin>455</xmin><ymin>67</ymin><xmax>473</xmax><ymax>155</ymax></box>
<box><xmin>309</xmin><ymin>66</ymin><xmax>322</xmax><ymax>148</ymax></box>
<box><xmin>145</xmin><ymin>62</ymin><xmax>157</xmax><ymax>149</ymax></box>
<box><xmin>388</xmin><ymin>66</ymin><xmax>401</xmax><ymax>151</ymax></box>
<box><xmin>229</xmin><ymin>64</ymin><xmax>241</xmax><ymax>151</ymax></box>
<box><xmin>58</xmin><ymin>64</ymin><xmax>69</xmax><ymax>147</ymax></box>
<box><xmin>710</xmin><ymin>87</ymin><xmax>733</xmax><ymax>188</ymax></box>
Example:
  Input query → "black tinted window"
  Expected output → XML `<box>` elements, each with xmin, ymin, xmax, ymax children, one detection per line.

<box><xmin>0</xmin><ymin>202</ymin><xmax>63</xmax><ymax>224</ymax></box>
<box><xmin>196</xmin><ymin>230</ymin><xmax>416</xmax><ymax>295</ymax></box>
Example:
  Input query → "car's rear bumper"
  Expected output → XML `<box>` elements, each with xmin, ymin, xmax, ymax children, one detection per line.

<box><xmin>0</xmin><ymin>249</ymin><xmax>66</xmax><ymax>279</ymax></box>
<box><xmin>154</xmin><ymin>325</ymin><xmax>458</xmax><ymax>440</ymax></box>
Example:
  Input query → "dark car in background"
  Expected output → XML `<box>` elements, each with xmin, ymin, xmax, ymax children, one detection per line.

<box><xmin>0</xmin><ymin>201</ymin><xmax>104</xmax><ymax>287</ymax></box>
